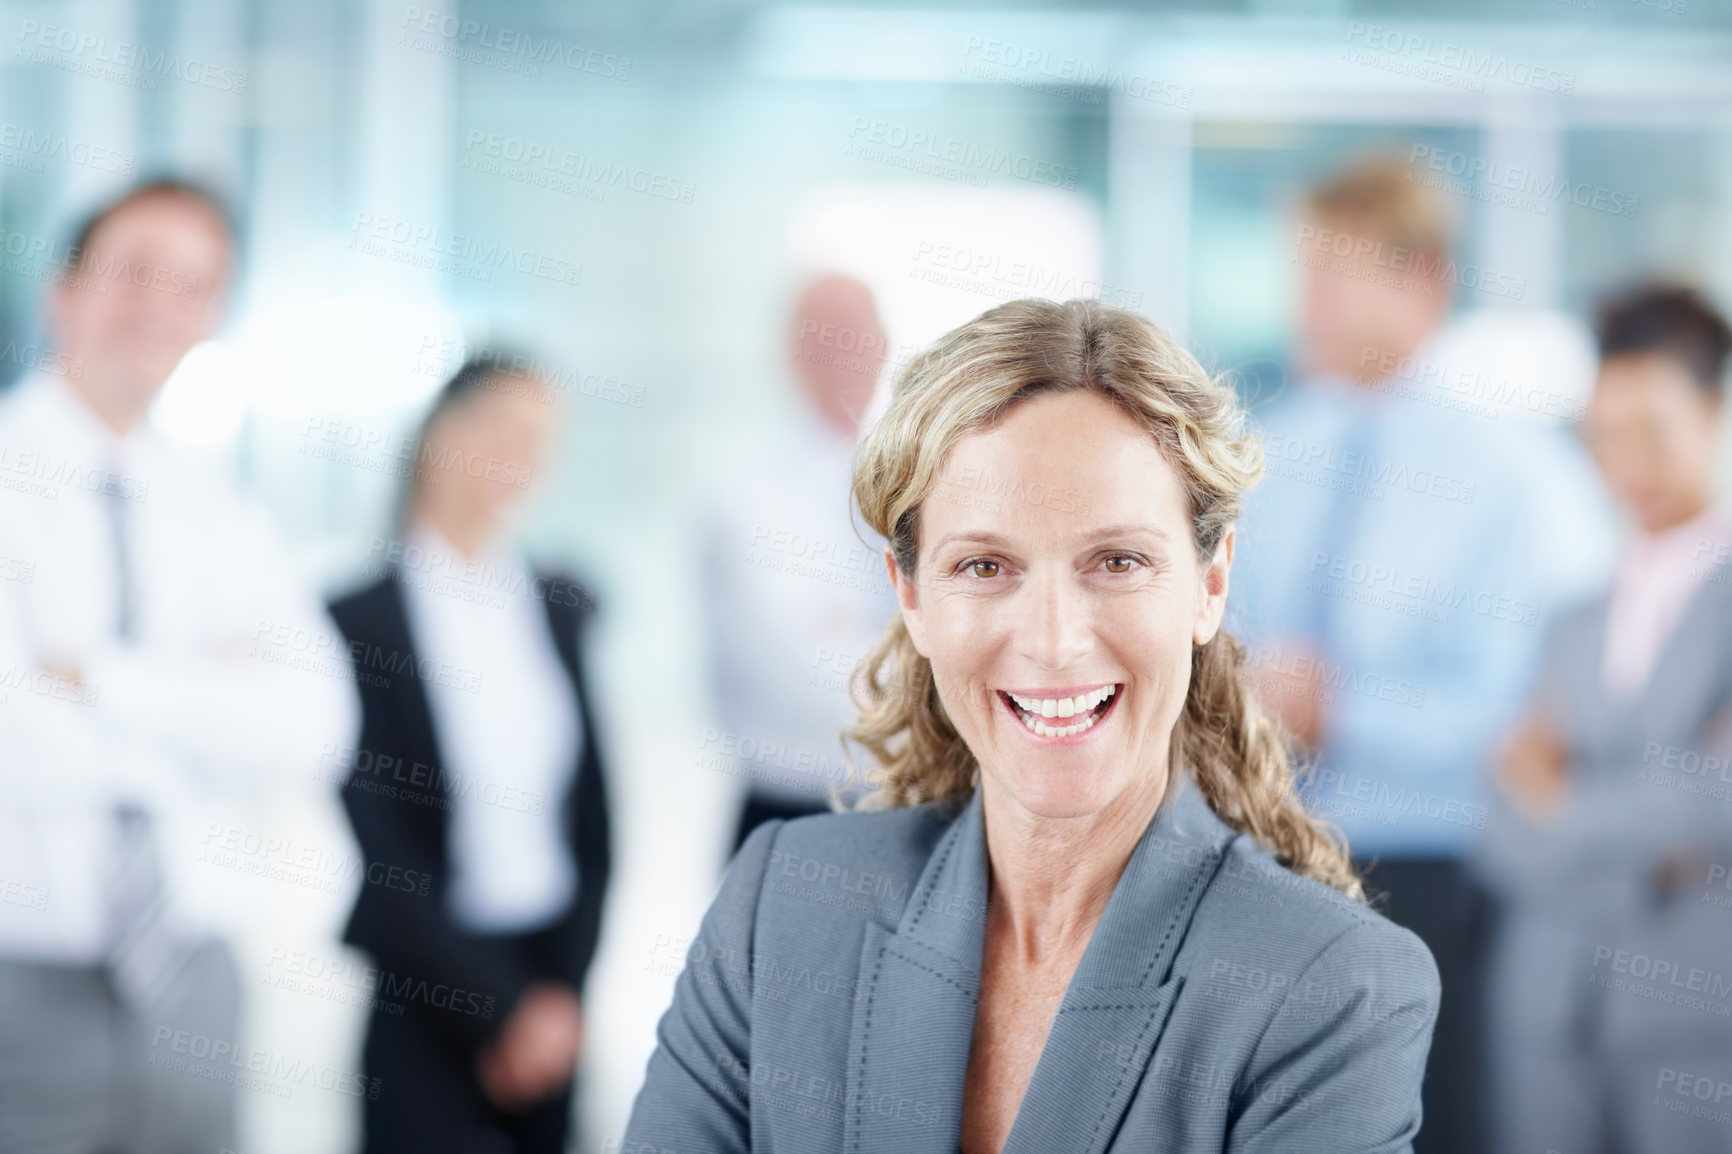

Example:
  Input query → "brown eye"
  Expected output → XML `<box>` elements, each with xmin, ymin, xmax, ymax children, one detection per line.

<box><xmin>1103</xmin><ymin>555</ymin><xmax>1137</xmax><ymax>574</ymax></box>
<box><xmin>967</xmin><ymin>559</ymin><xmax>1000</xmax><ymax>579</ymax></box>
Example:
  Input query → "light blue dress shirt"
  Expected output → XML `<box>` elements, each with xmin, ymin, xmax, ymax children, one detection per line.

<box><xmin>1231</xmin><ymin>366</ymin><xmax>1614</xmax><ymax>858</ymax></box>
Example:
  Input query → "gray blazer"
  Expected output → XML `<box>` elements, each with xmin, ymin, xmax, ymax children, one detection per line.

<box><xmin>622</xmin><ymin>769</ymin><xmax>1441</xmax><ymax>1153</ymax></box>
<box><xmin>1472</xmin><ymin>557</ymin><xmax>1732</xmax><ymax>1057</ymax></box>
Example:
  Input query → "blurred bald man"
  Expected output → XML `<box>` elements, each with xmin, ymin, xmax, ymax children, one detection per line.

<box><xmin>786</xmin><ymin>275</ymin><xmax>884</xmax><ymax>439</ymax></box>
<box><xmin>699</xmin><ymin>274</ymin><xmax>901</xmax><ymax>856</ymax></box>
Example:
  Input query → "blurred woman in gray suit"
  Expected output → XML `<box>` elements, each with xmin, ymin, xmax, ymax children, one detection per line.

<box><xmin>623</xmin><ymin>299</ymin><xmax>1441</xmax><ymax>1153</ymax></box>
<box><xmin>1479</xmin><ymin>285</ymin><xmax>1732</xmax><ymax>1154</ymax></box>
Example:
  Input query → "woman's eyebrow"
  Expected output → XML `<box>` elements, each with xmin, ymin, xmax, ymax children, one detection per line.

<box><xmin>1084</xmin><ymin>523</ymin><xmax>1174</xmax><ymax>547</ymax></box>
<box><xmin>930</xmin><ymin>530</ymin><xmax>1015</xmax><ymax>551</ymax></box>
<box><xmin>930</xmin><ymin>524</ymin><xmax>1174</xmax><ymax>552</ymax></box>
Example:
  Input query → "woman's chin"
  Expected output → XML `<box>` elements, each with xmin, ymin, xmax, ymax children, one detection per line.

<box><xmin>993</xmin><ymin>765</ymin><xmax>1124</xmax><ymax>821</ymax></box>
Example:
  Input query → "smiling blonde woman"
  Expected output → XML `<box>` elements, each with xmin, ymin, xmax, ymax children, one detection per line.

<box><xmin>623</xmin><ymin>298</ymin><xmax>1441</xmax><ymax>1154</ymax></box>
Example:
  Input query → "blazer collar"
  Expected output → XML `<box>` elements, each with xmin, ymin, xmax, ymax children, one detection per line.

<box><xmin>842</xmin><ymin>768</ymin><xmax>1239</xmax><ymax>1154</ymax></box>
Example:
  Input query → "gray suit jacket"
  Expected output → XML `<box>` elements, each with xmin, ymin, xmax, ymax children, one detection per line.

<box><xmin>1472</xmin><ymin>557</ymin><xmax>1732</xmax><ymax>1056</ymax></box>
<box><xmin>622</xmin><ymin>770</ymin><xmax>1440</xmax><ymax>1153</ymax></box>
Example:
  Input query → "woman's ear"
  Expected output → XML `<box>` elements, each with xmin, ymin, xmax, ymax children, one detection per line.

<box><xmin>885</xmin><ymin>548</ymin><xmax>929</xmax><ymax>657</ymax></box>
<box><xmin>1192</xmin><ymin>524</ymin><xmax>1235</xmax><ymax>646</ymax></box>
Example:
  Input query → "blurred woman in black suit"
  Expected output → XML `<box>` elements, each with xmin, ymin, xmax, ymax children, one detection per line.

<box><xmin>330</xmin><ymin>351</ymin><xmax>612</xmax><ymax>1154</ymax></box>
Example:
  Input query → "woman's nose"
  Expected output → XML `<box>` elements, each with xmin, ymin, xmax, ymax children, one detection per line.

<box><xmin>1016</xmin><ymin>570</ymin><xmax>1094</xmax><ymax>671</ymax></box>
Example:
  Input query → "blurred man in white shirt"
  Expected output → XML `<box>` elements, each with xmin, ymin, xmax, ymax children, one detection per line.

<box><xmin>0</xmin><ymin>181</ymin><xmax>360</xmax><ymax>1154</ymax></box>
<box><xmin>701</xmin><ymin>273</ymin><xmax>900</xmax><ymax>854</ymax></box>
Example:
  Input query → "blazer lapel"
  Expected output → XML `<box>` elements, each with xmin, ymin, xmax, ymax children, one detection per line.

<box><xmin>842</xmin><ymin>772</ymin><xmax>1237</xmax><ymax>1154</ymax></box>
<box><xmin>1633</xmin><ymin>561</ymin><xmax>1731</xmax><ymax>732</ymax></box>
<box><xmin>844</xmin><ymin>789</ymin><xmax>988</xmax><ymax>1154</ymax></box>
<box><xmin>1577</xmin><ymin>559</ymin><xmax>1732</xmax><ymax>753</ymax></box>
<box><xmin>1004</xmin><ymin>771</ymin><xmax>1234</xmax><ymax>1154</ymax></box>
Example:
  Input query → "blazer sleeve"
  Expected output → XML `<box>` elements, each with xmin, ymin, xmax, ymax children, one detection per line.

<box><xmin>1492</xmin><ymin>722</ymin><xmax>1732</xmax><ymax>906</ymax></box>
<box><xmin>1227</xmin><ymin>920</ymin><xmax>1441</xmax><ymax>1154</ymax></box>
<box><xmin>1467</xmin><ymin>611</ymin><xmax>1577</xmax><ymax>904</ymax></box>
<box><xmin>1474</xmin><ymin>598</ymin><xmax>1732</xmax><ymax>909</ymax></box>
<box><xmin>621</xmin><ymin>818</ymin><xmax>783</xmax><ymax>1154</ymax></box>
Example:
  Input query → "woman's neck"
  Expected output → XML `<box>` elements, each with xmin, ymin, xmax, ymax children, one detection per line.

<box><xmin>977</xmin><ymin>766</ymin><xmax>1168</xmax><ymax>967</ymax></box>
<box><xmin>413</xmin><ymin>504</ymin><xmax>495</xmax><ymax>561</ymax></box>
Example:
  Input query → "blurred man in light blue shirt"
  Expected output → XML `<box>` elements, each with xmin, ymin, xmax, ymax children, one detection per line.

<box><xmin>1232</xmin><ymin>155</ymin><xmax>1614</xmax><ymax>1154</ymax></box>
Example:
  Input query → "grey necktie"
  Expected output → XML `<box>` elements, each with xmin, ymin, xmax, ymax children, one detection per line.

<box><xmin>105</xmin><ymin>803</ymin><xmax>201</xmax><ymax>1009</ymax></box>
<box><xmin>99</xmin><ymin>470</ymin><xmax>133</xmax><ymax>640</ymax></box>
<box><xmin>99</xmin><ymin>464</ymin><xmax>198</xmax><ymax>1008</ymax></box>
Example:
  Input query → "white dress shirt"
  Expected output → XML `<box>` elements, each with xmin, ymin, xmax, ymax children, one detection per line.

<box><xmin>701</xmin><ymin>399</ymin><xmax>900</xmax><ymax>806</ymax></box>
<box><xmin>397</xmin><ymin>520</ymin><xmax>582</xmax><ymax>934</ymax></box>
<box><xmin>0</xmin><ymin>371</ymin><xmax>361</xmax><ymax>960</ymax></box>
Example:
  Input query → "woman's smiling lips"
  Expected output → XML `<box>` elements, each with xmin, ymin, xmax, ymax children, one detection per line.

<box><xmin>997</xmin><ymin>683</ymin><xmax>1123</xmax><ymax>743</ymax></box>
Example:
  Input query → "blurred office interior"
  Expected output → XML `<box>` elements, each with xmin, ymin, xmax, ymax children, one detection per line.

<box><xmin>1</xmin><ymin>1</ymin><xmax>1731</xmax><ymax>1150</ymax></box>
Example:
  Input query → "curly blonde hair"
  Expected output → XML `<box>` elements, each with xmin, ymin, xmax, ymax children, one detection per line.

<box><xmin>836</xmin><ymin>298</ymin><xmax>1362</xmax><ymax>900</ymax></box>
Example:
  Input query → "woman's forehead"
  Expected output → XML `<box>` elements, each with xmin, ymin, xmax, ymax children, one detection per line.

<box><xmin>938</xmin><ymin>393</ymin><xmax>1171</xmax><ymax>484</ymax></box>
<box><xmin>925</xmin><ymin>393</ymin><xmax>1189</xmax><ymax>545</ymax></box>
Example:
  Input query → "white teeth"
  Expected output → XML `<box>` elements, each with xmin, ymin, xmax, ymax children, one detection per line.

<box><xmin>1029</xmin><ymin>711</ymin><xmax>1098</xmax><ymax>738</ymax></box>
<box><xmin>1003</xmin><ymin>685</ymin><xmax>1118</xmax><ymax>739</ymax></box>
<box><xmin>1007</xmin><ymin>685</ymin><xmax>1116</xmax><ymax>719</ymax></box>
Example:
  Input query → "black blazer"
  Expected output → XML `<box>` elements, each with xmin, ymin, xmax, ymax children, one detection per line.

<box><xmin>329</xmin><ymin>568</ymin><xmax>612</xmax><ymax>1051</ymax></box>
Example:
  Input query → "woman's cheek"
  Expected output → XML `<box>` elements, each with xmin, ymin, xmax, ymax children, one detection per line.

<box><xmin>926</xmin><ymin>602</ymin><xmax>983</xmax><ymax>660</ymax></box>
<box><xmin>1118</xmin><ymin>613</ymin><xmax>1192</xmax><ymax>696</ymax></box>
<box><xmin>932</xmin><ymin>590</ymin><xmax>1009</xmax><ymax>647</ymax></box>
